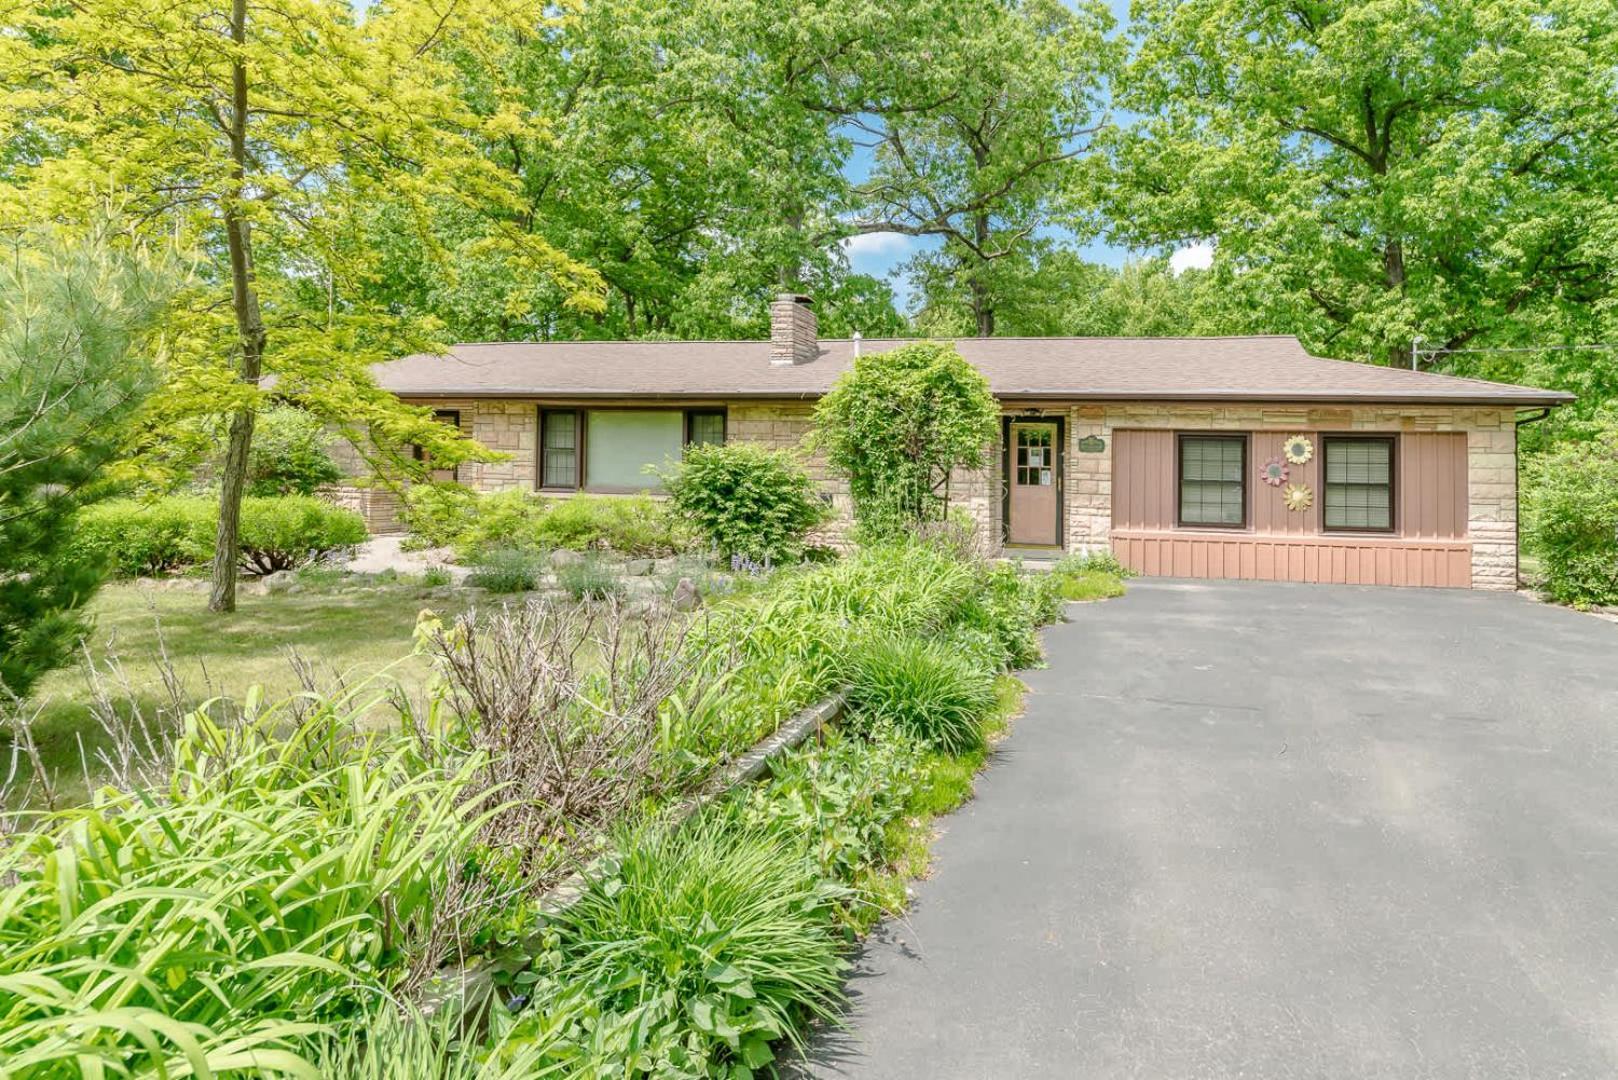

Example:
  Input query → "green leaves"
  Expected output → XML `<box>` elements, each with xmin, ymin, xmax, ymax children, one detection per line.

<box><xmin>663</xmin><ymin>444</ymin><xmax>829</xmax><ymax>564</ymax></box>
<box><xmin>814</xmin><ymin>342</ymin><xmax>1000</xmax><ymax>540</ymax></box>
<box><xmin>1099</xmin><ymin>0</ymin><xmax>1618</xmax><ymax>369</ymax></box>
<box><xmin>0</xmin><ymin>688</ymin><xmax>497</xmax><ymax>1076</ymax></box>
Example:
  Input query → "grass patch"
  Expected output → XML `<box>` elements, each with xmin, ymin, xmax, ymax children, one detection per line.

<box><xmin>1058</xmin><ymin>569</ymin><xmax>1127</xmax><ymax>601</ymax></box>
<box><xmin>12</xmin><ymin>580</ymin><xmax>469</xmax><ymax>803</ymax></box>
<box><xmin>850</xmin><ymin>673</ymin><xmax>1025</xmax><ymax>929</ymax></box>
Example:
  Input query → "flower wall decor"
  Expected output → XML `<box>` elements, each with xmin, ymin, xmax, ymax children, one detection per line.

<box><xmin>1283</xmin><ymin>483</ymin><xmax>1313</xmax><ymax>511</ymax></box>
<box><xmin>1259</xmin><ymin>458</ymin><xmax>1289</xmax><ymax>487</ymax></box>
<box><xmin>1282</xmin><ymin>434</ymin><xmax>1314</xmax><ymax>465</ymax></box>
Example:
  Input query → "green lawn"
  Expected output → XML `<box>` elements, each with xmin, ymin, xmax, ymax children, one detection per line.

<box><xmin>13</xmin><ymin>580</ymin><xmax>466</xmax><ymax>803</ymax></box>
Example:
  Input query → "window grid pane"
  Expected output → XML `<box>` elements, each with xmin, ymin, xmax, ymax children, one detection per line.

<box><xmin>541</xmin><ymin>410</ymin><xmax>578</xmax><ymax>488</ymax></box>
<box><xmin>688</xmin><ymin>412</ymin><xmax>725</xmax><ymax>447</ymax></box>
<box><xmin>1179</xmin><ymin>437</ymin><xmax>1245</xmax><ymax>525</ymax></box>
<box><xmin>1323</xmin><ymin>438</ymin><xmax>1393</xmax><ymax>529</ymax></box>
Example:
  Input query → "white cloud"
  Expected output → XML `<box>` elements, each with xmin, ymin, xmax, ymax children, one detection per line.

<box><xmin>840</xmin><ymin>231</ymin><xmax>915</xmax><ymax>260</ymax></box>
<box><xmin>1168</xmin><ymin>241</ymin><xmax>1215</xmax><ymax>275</ymax></box>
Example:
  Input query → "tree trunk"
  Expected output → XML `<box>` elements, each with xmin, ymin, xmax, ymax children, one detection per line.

<box><xmin>1382</xmin><ymin>238</ymin><xmax>1407</xmax><ymax>366</ymax></box>
<box><xmin>971</xmin><ymin>211</ymin><xmax>994</xmax><ymax>336</ymax></box>
<box><xmin>208</xmin><ymin>0</ymin><xmax>266</xmax><ymax>614</ymax></box>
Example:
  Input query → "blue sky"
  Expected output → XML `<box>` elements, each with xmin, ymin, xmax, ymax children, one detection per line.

<box><xmin>840</xmin><ymin>0</ymin><xmax>1213</xmax><ymax>308</ymax></box>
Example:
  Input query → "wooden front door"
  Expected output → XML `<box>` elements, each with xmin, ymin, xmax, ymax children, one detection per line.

<box><xmin>1008</xmin><ymin>422</ymin><xmax>1060</xmax><ymax>545</ymax></box>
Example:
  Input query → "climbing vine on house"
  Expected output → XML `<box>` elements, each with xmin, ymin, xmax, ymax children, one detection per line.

<box><xmin>814</xmin><ymin>341</ymin><xmax>1000</xmax><ymax>540</ymax></box>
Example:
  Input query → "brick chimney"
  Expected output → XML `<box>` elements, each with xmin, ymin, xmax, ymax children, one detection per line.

<box><xmin>769</xmin><ymin>293</ymin><xmax>819</xmax><ymax>365</ymax></box>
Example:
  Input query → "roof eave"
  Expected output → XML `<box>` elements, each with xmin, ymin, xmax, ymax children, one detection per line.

<box><xmin>387</xmin><ymin>387</ymin><xmax>1575</xmax><ymax>407</ymax></box>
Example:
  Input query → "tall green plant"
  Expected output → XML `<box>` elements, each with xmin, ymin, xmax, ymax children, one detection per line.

<box><xmin>1524</xmin><ymin>419</ymin><xmax>1618</xmax><ymax>606</ymax></box>
<box><xmin>813</xmin><ymin>342</ymin><xmax>999</xmax><ymax>541</ymax></box>
<box><xmin>0</xmin><ymin>687</ymin><xmax>498</xmax><ymax>1077</ymax></box>
<box><xmin>663</xmin><ymin>442</ymin><xmax>828</xmax><ymax>563</ymax></box>
<box><xmin>0</xmin><ymin>234</ymin><xmax>170</xmax><ymax>696</ymax></box>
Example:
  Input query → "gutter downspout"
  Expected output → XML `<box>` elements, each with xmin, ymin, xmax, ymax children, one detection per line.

<box><xmin>1514</xmin><ymin>407</ymin><xmax>1554</xmax><ymax>588</ymax></box>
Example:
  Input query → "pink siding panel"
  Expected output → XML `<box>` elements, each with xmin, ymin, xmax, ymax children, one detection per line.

<box><xmin>1111</xmin><ymin>531</ymin><xmax>1473</xmax><ymax>589</ymax></box>
<box><xmin>1109</xmin><ymin>426</ymin><xmax>1476</xmax><ymax>589</ymax></box>
<box><xmin>1399</xmin><ymin>432</ymin><xmax>1468</xmax><ymax>539</ymax></box>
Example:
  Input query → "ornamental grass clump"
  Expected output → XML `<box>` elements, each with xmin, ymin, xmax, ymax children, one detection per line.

<box><xmin>0</xmin><ymin>687</ymin><xmax>498</xmax><ymax>1078</ymax></box>
<box><xmin>536</xmin><ymin>816</ymin><xmax>847</xmax><ymax>1074</ymax></box>
<box><xmin>842</xmin><ymin>636</ymin><xmax>997</xmax><ymax>755</ymax></box>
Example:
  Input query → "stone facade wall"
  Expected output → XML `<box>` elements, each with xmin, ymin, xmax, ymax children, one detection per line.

<box><xmin>1057</xmin><ymin>401</ymin><xmax>1517</xmax><ymax>590</ymax></box>
<box><xmin>335</xmin><ymin>396</ymin><xmax>1519</xmax><ymax>588</ymax></box>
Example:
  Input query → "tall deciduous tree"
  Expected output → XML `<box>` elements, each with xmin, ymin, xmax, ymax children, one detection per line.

<box><xmin>852</xmin><ymin>0</ymin><xmax>1116</xmax><ymax>336</ymax></box>
<box><xmin>1097</xmin><ymin>0</ymin><xmax>1618</xmax><ymax>367</ymax></box>
<box><xmin>0</xmin><ymin>0</ymin><xmax>602</xmax><ymax>611</ymax></box>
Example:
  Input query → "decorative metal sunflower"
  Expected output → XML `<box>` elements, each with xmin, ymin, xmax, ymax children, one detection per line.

<box><xmin>1259</xmin><ymin>458</ymin><xmax>1289</xmax><ymax>487</ymax></box>
<box><xmin>1283</xmin><ymin>483</ymin><xmax>1313</xmax><ymax>512</ymax></box>
<box><xmin>1282</xmin><ymin>434</ymin><xmax>1315</xmax><ymax>465</ymax></box>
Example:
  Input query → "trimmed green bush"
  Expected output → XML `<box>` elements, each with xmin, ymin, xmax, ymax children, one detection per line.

<box><xmin>1524</xmin><ymin>428</ymin><xmax>1618</xmax><ymax>606</ymax></box>
<box><xmin>401</xmin><ymin>486</ymin><xmax>691</xmax><ymax>558</ymax></box>
<box><xmin>664</xmin><ymin>442</ymin><xmax>829</xmax><ymax>563</ymax></box>
<box><xmin>73</xmin><ymin>495</ymin><xmax>365</xmax><ymax>577</ymax></box>
<box><xmin>539</xmin><ymin>817</ymin><xmax>847</xmax><ymax>1074</ymax></box>
<box><xmin>843</xmin><ymin>636</ymin><xmax>996</xmax><ymax>755</ymax></box>
<box><xmin>73</xmin><ymin>496</ymin><xmax>213</xmax><ymax>577</ymax></box>
<box><xmin>531</xmin><ymin>493</ymin><xmax>687</xmax><ymax>556</ymax></box>
<box><xmin>237</xmin><ymin>495</ymin><xmax>367</xmax><ymax>574</ymax></box>
<box><xmin>464</xmin><ymin>546</ymin><xmax>544</xmax><ymax>592</ymax></box>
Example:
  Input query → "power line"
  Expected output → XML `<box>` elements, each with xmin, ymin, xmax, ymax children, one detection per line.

<box><xmin>1417</xmin><ymin>343</ymin><xmax>1618</xmax><ymax>356</ymax></box>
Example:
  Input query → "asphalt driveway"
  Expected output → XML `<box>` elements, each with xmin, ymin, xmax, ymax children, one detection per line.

<box><xmin>799</xmin><ymin>580</ymin><xmax>1618</xmax><ymax>1080</ymax></box>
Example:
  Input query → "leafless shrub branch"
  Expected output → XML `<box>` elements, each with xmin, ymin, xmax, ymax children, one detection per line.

<box><xmin>414</xmin><ymin>595</ymin><xmax>721</xmax><ymax>886</ymax></box>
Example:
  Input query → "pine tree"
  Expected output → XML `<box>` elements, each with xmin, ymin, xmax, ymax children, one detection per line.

<box><xmin>0</xmin><ymin>236</ymin><xmax>169</xmax><ymax>696</ymax></box>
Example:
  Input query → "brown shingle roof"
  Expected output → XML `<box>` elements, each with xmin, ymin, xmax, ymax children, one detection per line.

<box><xmin>371</xmin><ymin>335</ymin><xmax>1572</xmax><ymax>406</ymax></box>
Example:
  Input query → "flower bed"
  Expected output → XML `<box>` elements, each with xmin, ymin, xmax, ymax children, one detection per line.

<box><xmin>0</xmin><ymin>540</ymin><xmax>1119</xmax><ymax>1077</ymax></box>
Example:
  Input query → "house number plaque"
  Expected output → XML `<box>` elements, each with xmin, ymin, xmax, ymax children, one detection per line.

<box><xmin>1077</xmin><ymin>435</ymin><xmax>1105</xmax><ymax>453</ymax></box>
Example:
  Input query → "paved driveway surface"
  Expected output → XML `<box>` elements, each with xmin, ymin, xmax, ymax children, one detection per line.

<box><xmin>799</xmin><ymin>580</ymin><xmax>1618</xmax><ymax>1080</ymax></box>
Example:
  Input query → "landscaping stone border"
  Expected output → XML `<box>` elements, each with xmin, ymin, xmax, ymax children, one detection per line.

<box><xmin>420</xmin><ymin>689</ymin><xmax>847</xmax><ymax>1019</ymax></box>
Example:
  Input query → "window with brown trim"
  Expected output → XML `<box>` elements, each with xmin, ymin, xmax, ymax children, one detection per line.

<box><xmin>686</xmin><ymin>409</ymin><xmax>726</xmax><ymax>448</ymax></box>
<box><xmin>1323</xmin><ymin>435</ymin><xmax>1395</xmax><ymax>531</ymax></box>
<box><xmin>538</xmin><ymin>407</ymin><xmax>728</xmax><ymax>491</ymax></box>
<box><xmin>540</xmin><ymin>409</ymin><xmax>580</xmax><ymax>489</ymax></box>
<box><xmin>1177</xmin><ymin>434</ymin><xmax>1247</xmax><ymax>528</ymax></box>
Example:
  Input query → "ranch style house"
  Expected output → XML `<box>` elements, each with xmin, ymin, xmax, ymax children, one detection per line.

<box><xmin>347</xmin><ymin>294</ymin><xmax>1572</xmax><ymax>589</ymax></box>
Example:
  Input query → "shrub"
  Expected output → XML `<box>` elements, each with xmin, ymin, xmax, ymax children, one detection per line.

<box><xmin>843</xmin><ymin>636</ymin><xmax>996</xmax><ymax>755</ymax></box>
<box><xmin>1054</xmin><ymin>549</ymin><xmax>1132</xmax><ymax>579</ymax></box>
<box><xmin>664</xmin><ymin>442</ymin><xmax>829</xmax><ymax>563</ymax></box>
<box><xmin>237</xmin><ymin>495</ymin><xmax>368</xmax><ymax>574</ymax></box>
<box><xmin>735</xmin><ymin>726</ymin><xmax>922</xmax><ymax>905</ymax></box>
<box><xmin>74</xmin><ymin>495</ymin><xmax>365</xmax><ymax>577</ymax></box>
<box><xmin>73</xmin><ymin>496</ymin><xmax>213</xmax><ymax>577</ymax></box>
<box><xmin>814</xmin><ymin>341</ymin><xmax>999</xmax><ymax>540</ymax></box>
<box><xmin>530</xmin><ymin>493</ymin><xmax>687</xmax><ymax>557</ymax></box>
<box><xmin>537</xmin><ymin>816</ymin><xmax>847</xmax><ymax>1074</ymax></box>
<box><xmin>959</xmin><ymin>562</ymin><xmax>1062</xmax><ymax>669</ymax></box>
<box><xmin>244</xmin><ymin>404</ymin><xmax>343</xmax><ymax>496</ymax></box>
<box><xmin>0</xmin><ymin>695</ymin><xmax>493</xmax><ymax>1077</ymax></box>
<box><xmin>400</xmin><ymin>482</ymin><xmax>481</xmax><ymax>549</ymax></box>
<box><xmin>555</xmin><ymin>555</ymin><xmax>624</xmax><ymax>601</ymax></box>
<box><xmin>1524</xmin><ymin>428</ymin><xmax>1618</xmax><ymax>606</ymax></box>
<box><xmin>403</xmin><ymin>487</ymin><xmax>691</xmax><ymax>559</ymax></box>
<box><xmin>464</xmin><ymin>546</ymin><xmax>544</xmax><ymax>592</ymax></box>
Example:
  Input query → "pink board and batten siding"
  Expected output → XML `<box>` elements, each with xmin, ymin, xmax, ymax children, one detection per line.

<box><xmin>1109</xmin><ymin>429</ymin><xmax>1474</xmax><ymax>588</ymax></box>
